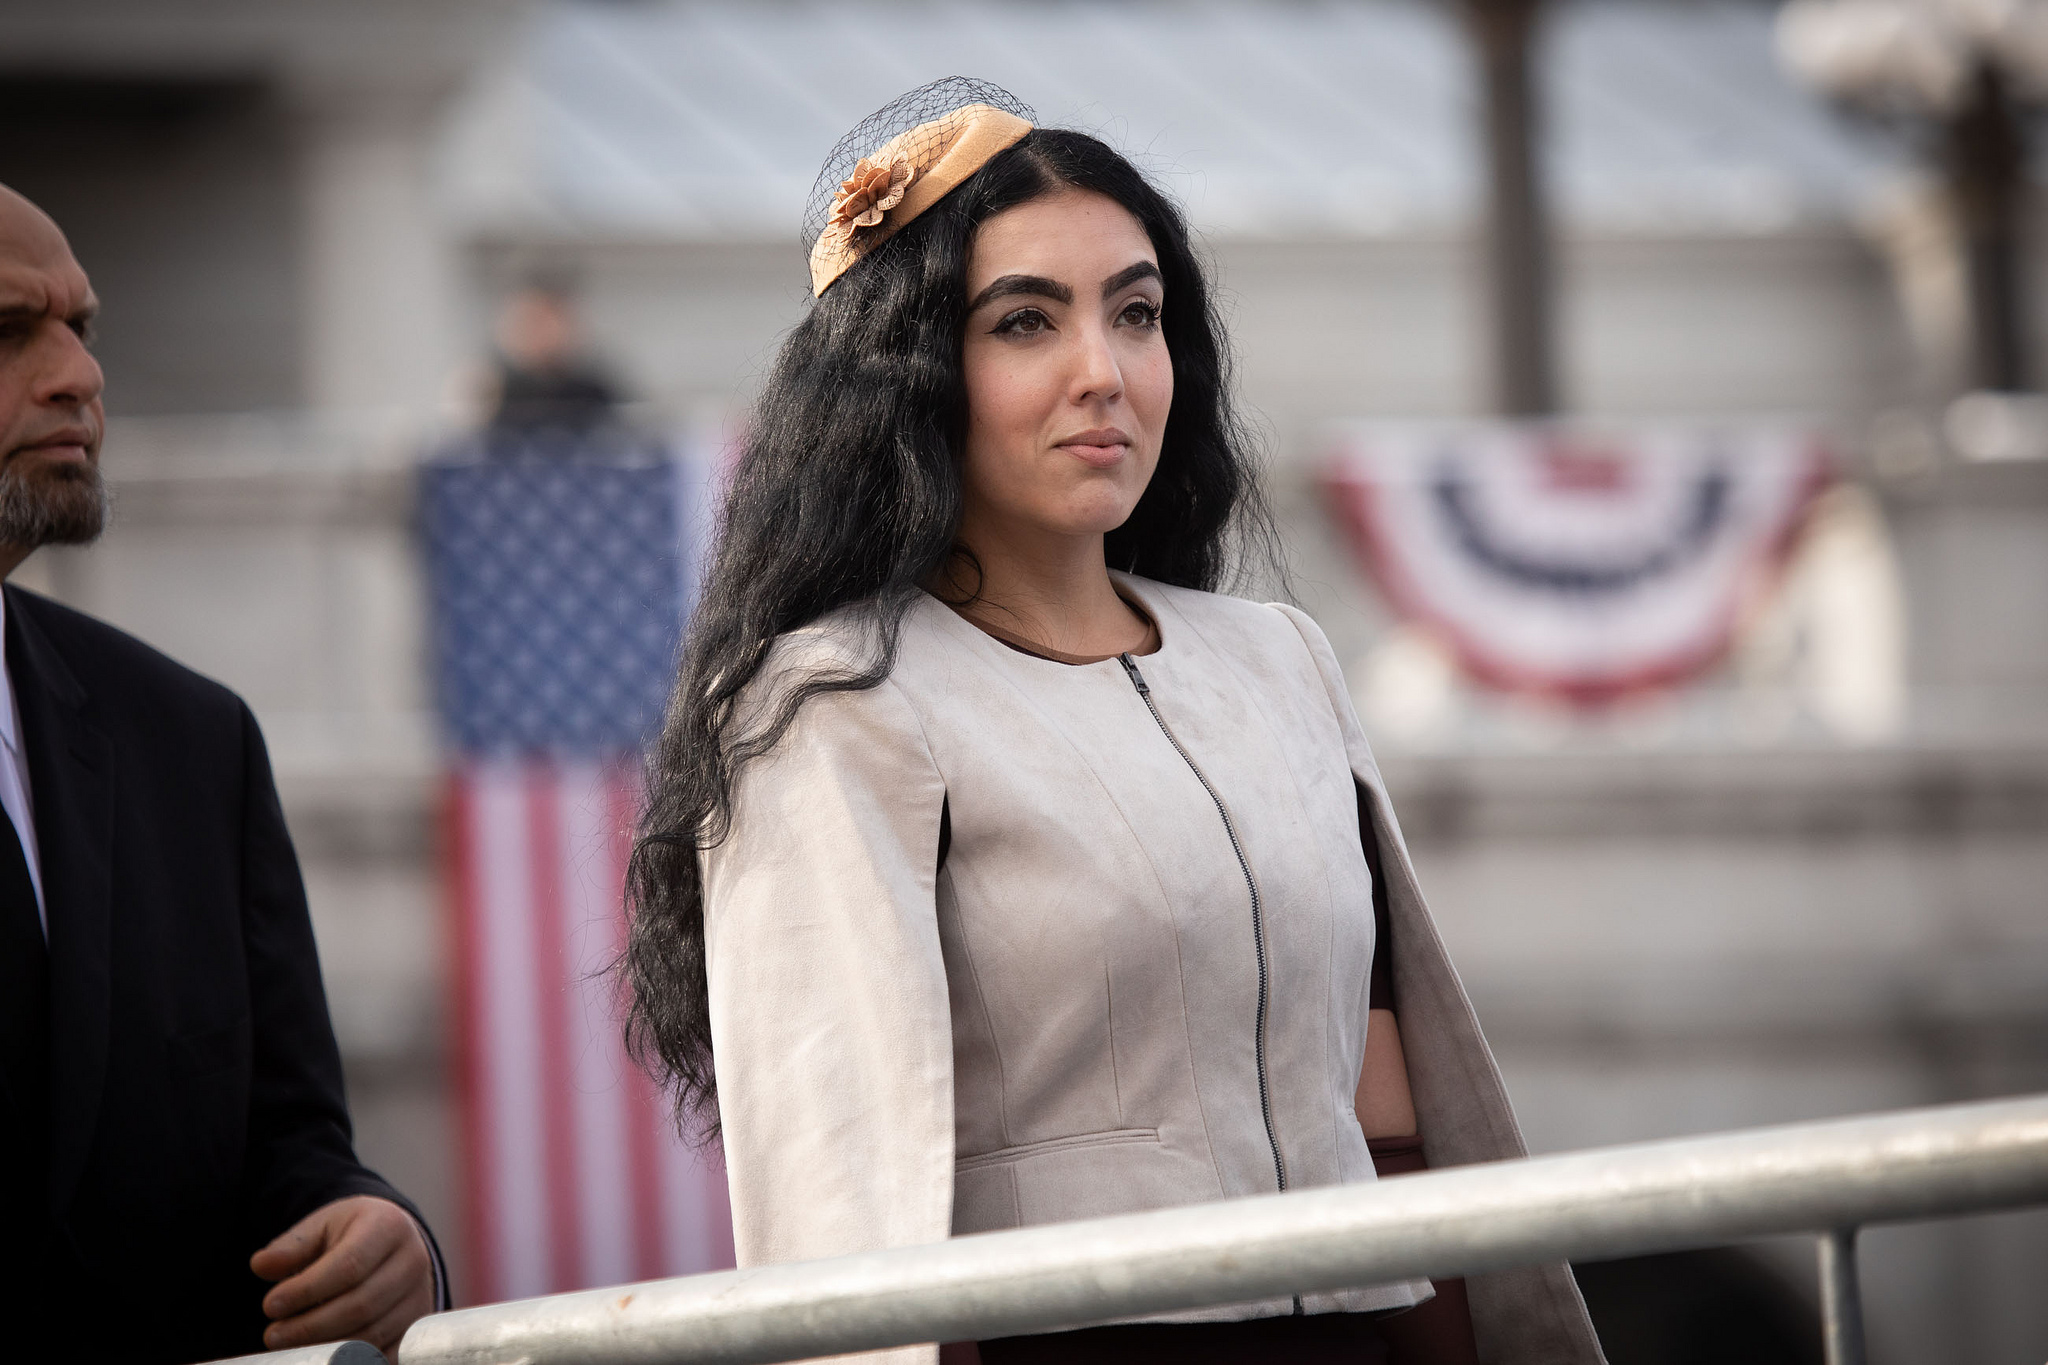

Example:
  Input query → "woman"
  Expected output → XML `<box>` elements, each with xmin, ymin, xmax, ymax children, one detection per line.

<box><xmin>628</xmin><ymin>80</ymin><xmax>1603</xmax><ymax>1365</ymax></box>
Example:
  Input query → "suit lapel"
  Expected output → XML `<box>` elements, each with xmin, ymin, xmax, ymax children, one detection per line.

<box><xmin>6</xmin><ymin>586</ymin><xmax>115</xmax><ymax>1214</ymax></box>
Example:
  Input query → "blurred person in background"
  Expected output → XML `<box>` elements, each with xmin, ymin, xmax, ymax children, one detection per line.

<box><xmin>0</xmin><ymin>182</ymin><xmax>445</xmax><ymax>1362</ymax></box>
<box><xmin>625</xmin><ymin>82</ymin><xmax>1604</xmax><ymax>1365</ymax></box>
<box><xmin>483</xmin><ymin>274</ymin><xmax>626</xmax><ymax>439</ymax></box>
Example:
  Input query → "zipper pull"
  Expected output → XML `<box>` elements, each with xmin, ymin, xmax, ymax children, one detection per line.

<box><xmin>1117</xmin><ymin>653</ymin><xmax>1150</xmax><ymax>696</ymax></box>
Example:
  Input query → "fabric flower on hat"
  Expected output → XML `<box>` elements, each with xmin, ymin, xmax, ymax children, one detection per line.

<box><xmin>826</xmin><ymin>152</ymin><xmax>916</xmax><ymax>249</ymax></box>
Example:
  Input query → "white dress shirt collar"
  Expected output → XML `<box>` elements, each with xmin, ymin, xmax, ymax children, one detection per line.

<box><xmin>0</xmin><ymin>588</ymin><xmax>48</xmax><ymax>934</ymax></box>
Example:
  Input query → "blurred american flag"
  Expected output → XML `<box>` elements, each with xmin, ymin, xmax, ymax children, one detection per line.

<box><xmin>423</xmin><ymin>445</ymin><xmax>734</xmax><ymax>1303</ymax></box>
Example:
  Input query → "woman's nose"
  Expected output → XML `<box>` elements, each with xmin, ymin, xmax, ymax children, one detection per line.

<box><xmin>1069</xmin><ymin>321</ymin><xmax>1124</xmax><ymax>404</ymax></box>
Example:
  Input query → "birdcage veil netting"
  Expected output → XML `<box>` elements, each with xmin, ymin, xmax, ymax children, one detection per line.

<box><xmin>800</xmin><ymin>77</ymin><xmax>1037</xmax><ymax>253</ymax></box>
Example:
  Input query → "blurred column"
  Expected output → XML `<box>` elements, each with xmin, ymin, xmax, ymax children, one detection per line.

<box><xmin>1777</xmin><ymin>0</ymin><xmax>2045</xmax><ymax>397</ymax></box>
<box><xmin>294</xmin><ymin>85</ymin><xmax>464</xmax><ymax>424</ymax></box>
<box><xmin>1466</xmin><ymin>0</ymin><xmax>1559</xmax><ymax>416</ymax></box>
<box><xmin>1943</xmin><ymin>63</ymin><xmax>2028</xmax><ymax>392</ymax></box>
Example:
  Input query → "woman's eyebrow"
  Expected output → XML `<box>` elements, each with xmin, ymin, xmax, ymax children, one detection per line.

<box><xmin>1100</xmin><ymin>261</ymin><xmax>1163</xmax><ymax>296</ymax></box>
<box><xmin>968</xmin><ymin>274</ymin><xmax>1072</xmax><ymax>311</ymax></box>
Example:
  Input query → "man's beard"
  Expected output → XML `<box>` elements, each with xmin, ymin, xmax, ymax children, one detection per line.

<box><xmin>0</xmin><ymin>458</ymin><xmax>106</xmax><ymax>549</ymax></box>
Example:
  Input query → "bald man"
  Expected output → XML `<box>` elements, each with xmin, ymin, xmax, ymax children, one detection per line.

<box><xmin>0</xmin><ymin>186</ymin><xmax>444</xmax><ymax>1360</ymax></box>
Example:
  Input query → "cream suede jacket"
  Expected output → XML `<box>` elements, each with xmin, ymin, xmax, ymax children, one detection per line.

<box><xmin>702</xmin><ymin>575</ymin><xmax>1604</xmax><ymax>1364</ymax></box>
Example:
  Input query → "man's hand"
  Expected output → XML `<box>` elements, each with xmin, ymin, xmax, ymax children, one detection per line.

<box><xmin>251</xmin><ymin>1194</ymin><xmax>436</xmax><ymax>1353</ymax></box>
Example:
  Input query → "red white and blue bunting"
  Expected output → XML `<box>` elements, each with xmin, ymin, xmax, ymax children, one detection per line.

<box><xmin>1321</xmin><ymin>423</ymin><xmax>1832</xmax><ymax>703</ymax></box>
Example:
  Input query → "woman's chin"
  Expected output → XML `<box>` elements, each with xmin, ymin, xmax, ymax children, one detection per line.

<box><xmin>972</xmin><ymin>479</ymin><xmax>1150</xmax><ymax>544</ymax></box>
<box><xmin>1050</xmin><ymin>485</ymin><xmax>1150</xmax><ymax>538</ymax></box>
<box><xmin>1043</xmin><ymin>505</ymin><xmax>1145</xmax><ymax>540</ymax></box>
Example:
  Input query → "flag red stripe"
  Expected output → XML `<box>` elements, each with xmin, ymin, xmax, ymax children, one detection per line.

<box><xmin>608</xmin><ymin>768</ymin><xmax>671</xmax><ymax>1282</ymax></box>
<box><xmin>445</xmin><ymin>774</ymin><xmax>495</xmax><ymax>1305</ymax></box>
<box><xmin>527</xmin><ymin>768</ymin><xmax>582</xmax><ymax>1292</ymax></box>
<box><xmin>452</xmin><ymin>758</ymin><xmax>735</xmax><ymax>1297</ymax></box>
<box><xmin>565</xmin><ymin>763</ymin><xmax>632</xmax><ymax>1289</ymax></box>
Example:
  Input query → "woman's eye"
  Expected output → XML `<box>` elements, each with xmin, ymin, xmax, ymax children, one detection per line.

<box><xmin>1117</xmin><ymin>300</ymin><xmax>1162</xmax><ymax>328</ymax></box>
<box><xmin>992</xmin><ymin>308</ymin><xmax>1051</xmax><ymax>336</ymax></box>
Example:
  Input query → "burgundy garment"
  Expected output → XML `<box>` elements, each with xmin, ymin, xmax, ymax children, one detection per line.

<box><xmin>1380</xmin><ymin>1278</ymin><xmax>1481</xmax><ymax>1365</ymax></box>
<box><xmin>1360</xmin><ymin>780</ymin><xmax>1395</xmax><ymax>1012</ymax></box>
<box><xmin>969</xmin><ymin>1312</ymin><xmax>1391</xmax><ymax>1364</ymax></box>
<box><xmin>1368</xmin><ymin>1133</ymin><xmax>1428</xmax><ymax>1176</ymax></box>
<box><xmin>1367</xmin><ymin>1137</ymin><xmax>1480</xmax><ymax>1365</ymax></box>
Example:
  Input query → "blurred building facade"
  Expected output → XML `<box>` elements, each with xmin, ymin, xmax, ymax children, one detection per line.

<box><xmin>0</xmin><ymin>1</ymin><xmax>2044</xmax><ymax>1359</ymax></box>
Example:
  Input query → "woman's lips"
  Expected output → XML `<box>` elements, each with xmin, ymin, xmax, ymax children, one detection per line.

<box><xmin>1057</xmin><ymin>430</ymin><xmax>1131</xmax><ymax>468</ymax></box>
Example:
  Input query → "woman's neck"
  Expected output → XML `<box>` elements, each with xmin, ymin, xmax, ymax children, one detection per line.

<box><xmin>941</xmin><ymin>522</ymin><xmax>1148</xmax><ymax>659</ymax></box>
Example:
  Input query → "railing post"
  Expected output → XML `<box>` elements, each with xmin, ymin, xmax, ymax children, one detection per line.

<box><xmin>1817</xmin><ymin>1226</ymin><xmax>1866</xmax><ymax>1365</ymax></box>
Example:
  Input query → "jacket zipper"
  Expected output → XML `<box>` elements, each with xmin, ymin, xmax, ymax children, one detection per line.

<box><xmin>1118</xmin><ymin>653</ymin><xmax>1289</xmax><ymax>1200</ymax></box>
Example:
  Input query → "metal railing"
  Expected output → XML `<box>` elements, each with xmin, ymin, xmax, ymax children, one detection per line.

<box><xmin>213</xmin><ymin>1344</ymin><xmax>389</xmax><ymax>1365</ymax></box>
<box><xmin>230</xmin><ymin>1094</ymin><xmax>2048</xmax><ymax>1365</ymax></box>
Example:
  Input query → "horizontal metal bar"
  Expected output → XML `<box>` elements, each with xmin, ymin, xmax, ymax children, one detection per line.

<box><xmin>400</xmin><ymin>1094</ymin><xmax>2048</xmax><ymax>1365</ymax></box>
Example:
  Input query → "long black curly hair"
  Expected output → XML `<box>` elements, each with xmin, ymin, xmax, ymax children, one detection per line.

<box><xmin>624</xmin><ymin>120</ymin><xmax>1279</xmax><ymax>1136</ymax></box>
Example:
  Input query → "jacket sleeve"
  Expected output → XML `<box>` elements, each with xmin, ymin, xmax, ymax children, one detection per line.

<box><xmin>1268</xmin><ymin>604</ymin><xmax>1606</xmax><ymax>1365</ymax></box>
<box><xmin>236</xmin><ymin>701</ymin><xmax>451</xmax><ymax>1306</ymax></box>
<box><xmin>701</xmin><ymin>660</ymin><xmax>952</xmax><ymax>1365</ymax></box>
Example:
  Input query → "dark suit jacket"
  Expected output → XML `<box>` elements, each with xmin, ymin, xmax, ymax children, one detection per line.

<box><xmin>0</xmin><ymin>585</ymin><xmax>445</xmax><ymax>1363</ymax></box>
